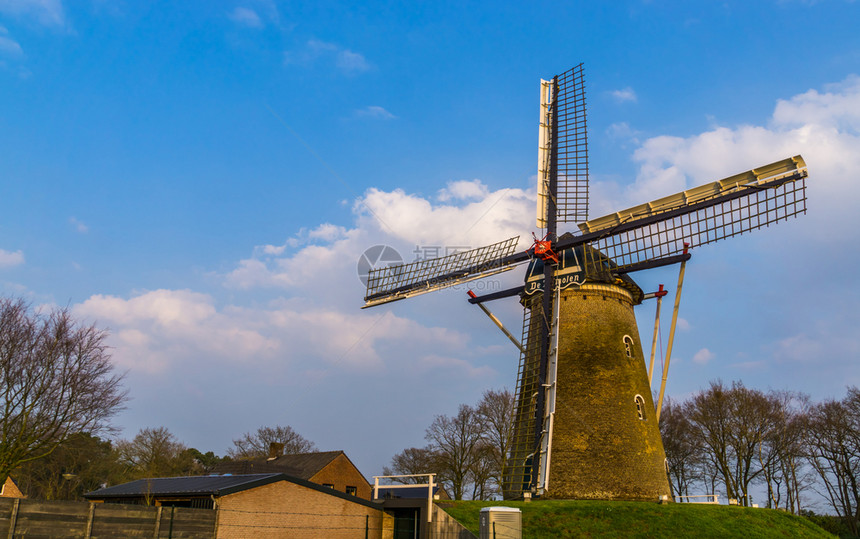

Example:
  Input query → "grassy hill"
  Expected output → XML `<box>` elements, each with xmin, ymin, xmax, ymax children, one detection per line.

<box><xmin>439</xmin><ymin>500</ymin><xmax>834</xmax><ymax>538</ymax></box>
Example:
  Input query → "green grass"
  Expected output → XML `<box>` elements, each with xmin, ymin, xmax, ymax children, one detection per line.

<box><xmin>439</xmin><ymin>500</ymin><xmax>835</xmax><ymax>539</ymax></box>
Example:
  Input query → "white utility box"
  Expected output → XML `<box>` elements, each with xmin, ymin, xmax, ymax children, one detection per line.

<box><xmin>479</xmin><ymin>506</ymin><xmax>522</xmax><ymax>539</ymax></box>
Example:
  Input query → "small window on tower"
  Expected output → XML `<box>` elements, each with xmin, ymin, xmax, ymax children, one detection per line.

<box><xmin>323</xmin><ymin>483</ymin><xmax>335</xmax><ymax>489</ymax></box>
<box><xmin>623</xmin><ymin>335</ymin><xmax>634</xmax><ymax>358</ymax></box>
<box><xmin>346</xmin><ymin>486</ymin><xmax>357</xmax><ymax>496</ymax></box>
<box><xmin>634</xmin><ymin>395</ymin><xmax>645</xmax><ymax>420</ymax></box>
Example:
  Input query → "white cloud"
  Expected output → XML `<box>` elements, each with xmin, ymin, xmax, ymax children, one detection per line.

<box><xmin>306</xmin><ymin>39</ymin><xmax>337</xmax><ymax>54</ymax></box>
<box><xmin>437</xmin><ymin>179</ymin><xmax>490</xmax><ymax>202</ymax></box>
<box><xmin>222</xmin><ymin>177</ymin><xmax>532</xmax><ymax>295</ymax></box>
<box><xmin>610</xmin><ymin>87</ymin><xmax>637</xmax><ymax>103</ymax></box>
<box><xmin>228</xmin><ymin>7</ymin><xmax>263</xmax><ymax>28</ymax></box>
<box><xmin>417</xmin><ymin>354</ymin><xmax>496</xmax><ymax>378</ymax></box>
<box><xmin>336</xmin><ymin>49</ymin><xmax>369</xmax><ymax>73</ymax></box>
<box><xmin>0</xmin><ymin>0</ymin><xmax>65</xmax><ymax>27</ymax></box>
<box><xmin>771</xmin><ymin>333</ymin><xmax>822</xmax><ymax>363</ymax></box>
<box><xmin>308</xmin><ymin>223</ymin><xmax>346</xmax><ymax>241</ymax></box>
<box><xmin>246</xmin><ymin>225</ymin><xmax>346</xmax><ymax>263</ymax></box>
<box><xmin>692</xmin><ymin>348</ymin><xmax>715</xmax><ymax>365</ymax></box>
<box><xmin>606</xmin><ymin>122</ymin><xmax>639</xmax><ymax>142</ymax></box>
<box><xmin>223</xmin><ymin>258</ymin><xmax>277</xmax><ymax>289</ymax></box>
<box><xmin>354</xmin><ymin>105</ymin><xmax>395</xmax><ymax>120</ymax></box>
<box><xmin>73</xmin><ymin>289</ymin><xmax>470</xmax><ymax>377</ymax></box>
<box><xmin>0</xmin><ymin>26</ymin><xmax>23</xmax><ymax>57</ymax></box>
<box><xmin>772</xmin><ymin>75</ymin><xmax>860</xmax><ymax>131</ymax></box>
<box><xmin>284</xmin><ymin>39</ymin><xmax>371</xmax><ymax>74</ymax></box>
<box><xmin>261</xmin><ymin>243</ymin><xmax>287</xmax><ymax>255</ymax></box>
<box><xmin>0</xmin><ymin>249</ymin><xmax>24</xmax><ymax>268</ymax></box>
<box><xmin>75</xmin><ymin>289</ymin><xmax>280</xmax><ymax>373</ymax></box>
<box><xmin>225</xmin><ymin>224</ymin><xmax>365</xmax><ymax>291</ymax></box>
<box><xmin>258</xmin><ymin>236</ymin><xmax>301</xmax><ymax>257</ymax></box>
<box><xmin>69</xmin><ymin>216</ymin><xmax>88</xmax><ymax>233</ymax></box>
<box><xmin>769</xmin><ymin>321</ymin><xmax>860</xmax><ymax>367</ymax></box>
<box><xmin>358</xmin><ymin>182</ymin><xmax>532</xmax><ymax>247</ymax></box>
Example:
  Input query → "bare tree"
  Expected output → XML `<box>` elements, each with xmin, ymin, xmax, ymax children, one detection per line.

<box><xmin>806</xmin><ymin>389</ymin><xmax>860</xmax><ymax>535</ymax></box>
<box><xmin>686</xmin><ymin>380</ymin><xmax>783</xmax><ymax>506</ymax></box>
<box><xmin>384</xmin><ymin>389</ymin><xmax>514</xmax><ymax>500</ymax></box>
<box><xmin>469</xmin><ymin>442</ymin><xmax>497</xmax><ymax>500</ymax></box>
<box><xmin>659</xmin><ymin>398</ymin><xmax>702</xmax><ymax>500</ymax></box>
<box><xmin>756</xmin><ymin>391</ymin><xmax>810</xmax><ymax>513</ymax></box>
<box><xmin>115</xmin><ymin>427</ymin><xmax>196</xmax><ymax>479</ymax></box>
<box><xmin>425</xmin><ymin>404</ymin><xmax>483</xmax><ymax>500</ymax></box>
<box><xmin>475</xmin><ymin>388</ymin><xmax>515</xmax><ymax>497</ymax></box>
<box><xmin>228</xmin><ymin>425</ymin><xmax>316</xmax><ymax>459</ymax></box>
<box><xmin>0</xmin><ymin>298</ymin><xmax>127</xmax><ymax>486</ymax></box>
<box><xmin>383</xmin><ymin>446</ymin><xmax>441</xmax><ymax>484</ymax></box>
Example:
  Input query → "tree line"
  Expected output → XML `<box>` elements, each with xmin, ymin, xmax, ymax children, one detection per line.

<box><xmin>13</xmin><ymin>424</ymin><xmax>316</xmax><ymax>501</ymax></box>
<box><xmin>660</xmin><ymin>380</ymin><xmax>860</xmax><ymax>536</ymax></box>
<box><xmin>384</xmin><ymin>388</ymin><xmax>514</xmax><ymax>501</ymax></box>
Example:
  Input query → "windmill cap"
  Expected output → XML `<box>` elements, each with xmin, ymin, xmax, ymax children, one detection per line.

<box><xmin>523</xmin><ymin>233</ymin><xmax>644</xmax><ymax>304</ymax></box>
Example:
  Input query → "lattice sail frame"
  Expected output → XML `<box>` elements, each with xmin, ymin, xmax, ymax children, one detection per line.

<box><xmin>575</xmin><ymin>155</ymin><xmax>808</xmax><ymax>274</ymax></box>
<box><xmin>537</xmin><ymin>64</ymin><xmax>588</xmax><ymax>229</ymax></box>
<box><xmin>502</xmin><ymin>295</ymin><xmax>542</xmax><ymax>499</ymax></box>
<box><xmin>363</xmin><ymin>236</ymin><xmax>520</xmax><ymax>308</ymax></box>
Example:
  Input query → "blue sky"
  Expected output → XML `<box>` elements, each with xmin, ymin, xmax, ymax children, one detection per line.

<box><xmin>2</xmin><ymin>0</ymin><xmax>859</xmax><ymax>495</ymax></box>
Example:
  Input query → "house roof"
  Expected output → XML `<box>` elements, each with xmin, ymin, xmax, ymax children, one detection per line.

<box><xmin>211</xmin><ymin>450</ymin><xmax>345</xmax><ymax>480</ymax></box>
<box><xmin>85</xmin><ymin>472</ymin><xmax>385</xmax><ymax>510</ymax></box>
<box><xmin>84</xmin><ymin>473</ymin><xmax>284</xmax><ymax>499</ymax></box>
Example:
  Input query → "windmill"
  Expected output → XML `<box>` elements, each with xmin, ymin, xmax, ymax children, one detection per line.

<box><xmin>362</xmin><ymin>64</ymin><xmax>809</xmax><ymax>501</ymax></box>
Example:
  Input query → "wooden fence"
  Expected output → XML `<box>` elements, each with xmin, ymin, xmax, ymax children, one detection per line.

<box><xmin>0</xmin><ymin>498</ymin><xmax>215</xmax><ymax>538</ymax></box>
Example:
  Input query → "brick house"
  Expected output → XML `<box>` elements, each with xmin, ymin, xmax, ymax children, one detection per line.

<box><xmin>212</xmin><ymin>449</ymin><xmax>372</xmax><ymax>499</ymax></box>
<box><xmin>84</xmin><ymin>473</ymin><xmax>393</xmax><ymax>538</ymax></box>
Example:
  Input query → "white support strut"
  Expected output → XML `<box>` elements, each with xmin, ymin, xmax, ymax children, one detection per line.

<box><xmin>655</xmin><ymin>249</ymin><xmax>689</xmax><ymax>421</ymax></box>
<box><xmin>646</xmin><ymin>285</ymin><xmax>667</xmax><ymax>385</ymax></box>
<box><xmin>536</xmin><ymin>283</ymin><xmax>560</xmax><ymax>495</ymax></box>
<box><xmin>536</xmin><ymin>79</ymin><xmax>553</xmax><ymax>229</ymax></box>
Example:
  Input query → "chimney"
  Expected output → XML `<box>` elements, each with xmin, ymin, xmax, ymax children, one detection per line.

<box><xmin>268</xmin><ymin>442</ymin><xmax>284</xmax><ymax>460</ymax></box>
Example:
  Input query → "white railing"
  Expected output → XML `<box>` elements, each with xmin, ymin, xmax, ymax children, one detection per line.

<box><xmin>372</xmin><ymin>473</ymin><xmax>436</xmax><ymax>523</ymax></box>
<box><xmin>676</xmin><ymin>494</ymin><xmax>719</xmax><ymax>504</ymax></box>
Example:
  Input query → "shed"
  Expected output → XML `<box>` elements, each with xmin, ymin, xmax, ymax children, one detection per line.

<box><xmin>86</xmin><ymin>473</ymin><xmax>391</xmax><ymax>538</ymax></box>
<box><xmin>84</xmin><ymin>473</ymin><xmax>283</xmax><ymax>509</ymax></box>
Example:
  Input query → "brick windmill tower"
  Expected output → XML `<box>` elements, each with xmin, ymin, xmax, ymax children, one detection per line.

<box><xmin>361</xmin><ymin>64</ymin><xmax>809</xmax><ymax>501</ymax></box>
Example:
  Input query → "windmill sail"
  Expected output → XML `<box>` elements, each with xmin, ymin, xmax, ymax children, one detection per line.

<box><xmin>363</xmin><ymin>236</ymin><xmax>522</xmax><ymax>308</ymax></box>
<box><xmin>568</xmin><ymin>155</ymin><xmax>808</xmax><ymax>275</ymax></box>
<box><xmin>537</xmin><ymin>64</ymin><xmax>588</xmax><ymax>229</ymax></box>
